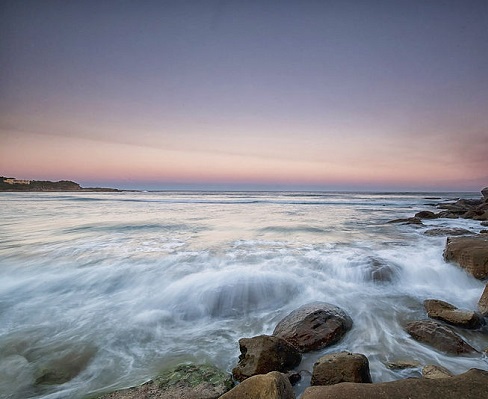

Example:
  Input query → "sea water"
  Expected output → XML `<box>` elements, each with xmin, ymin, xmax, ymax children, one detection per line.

<box><xmin>0</xmin><ymin>191</ymin><xmax>487</xmax><ymax>398</ymax></box>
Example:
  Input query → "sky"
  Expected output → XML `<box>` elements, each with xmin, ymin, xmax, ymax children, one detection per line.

<box><xmin>1</xmin><ymin>0</ymin><xmax>487</xmax><ymax>191</ymax></box>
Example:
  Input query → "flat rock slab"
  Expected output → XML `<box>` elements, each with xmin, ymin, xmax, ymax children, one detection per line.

<box><xmin>422</xmin><ymin>364</ymin><xmax>454</xmax><ymax>379</ymax></box>
<box><xmin>232</xmin><ymin>335</ymin><xmax>301</xmax><ymax>382</ymax></box>
<box><xmin>443</xmin><ymin>236</ymin><xmax>488</xmax><ymax>279</ymax></box>
<box><xmin>424</xmin><ymin>228</ymin><xmax>472</xmax><ymax>237</ymax></box>
<box><xmin>301</xmin><ymin>368</ymin><xmax>488</xmax><ymax>399</ymax></box>
<box><xmin>95</xmin><ymin>364</ymin><xmax>233</xmax><ymax>399</ymax></box>
<box><xmin>405</xmin><ymin>320</ymin><xmax>477</xmax><ymax>355</ymax></box>
<box><xmin>424</xmin><ymin>299</ymin><xmax>483</xmax><ymax>329</ymax></box>
<box><xmin>311</xmin><ymin>351</ymin><xmax>372</xmax><ymax>386</ymax></box>
<box><xmin>273</xmin><ymin>302</ymin><xmax>352</xmax><ymax>352</ymax></box>
<box><xmin>220</xmin><ymin>371</ymin><xmax>295</xmax><ymax>399</ymax></box>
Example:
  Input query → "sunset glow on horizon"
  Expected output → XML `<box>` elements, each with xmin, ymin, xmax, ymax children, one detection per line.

<box><xmin>1</xmin><ymin>1</ymin><xmax>487</xmax><ymax>191</ymax></box>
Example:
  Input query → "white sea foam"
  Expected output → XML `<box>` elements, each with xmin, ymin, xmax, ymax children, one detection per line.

<box><xmin>0</xmin><ymin>191</ymin><xmax>486</xmax><ymax>398</ymax></box>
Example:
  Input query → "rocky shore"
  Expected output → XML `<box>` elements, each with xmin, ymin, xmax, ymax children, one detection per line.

<box><xmin>82</xmin><ymin>187</ymin><xmax>488</xmax><ymax>398</ymax></box>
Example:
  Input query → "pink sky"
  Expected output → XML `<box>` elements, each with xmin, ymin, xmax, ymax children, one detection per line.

<box><xmin>1</xmin><ymin>2</ymin><xmax>487</xmax><ymax>191</ymax></box>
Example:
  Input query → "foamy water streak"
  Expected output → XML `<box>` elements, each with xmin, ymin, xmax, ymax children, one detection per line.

<box><xmin>0</xmin><ymin>192</ymin><xmax>487</xmax><ymax>398</ymax></box>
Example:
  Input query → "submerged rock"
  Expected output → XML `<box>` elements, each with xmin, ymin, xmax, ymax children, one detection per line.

<box><xmin>231</xmin><ymin>335</ymin><xmax>301</xmax><ymax>382</ymax></box>
<box><xmin>365</xmin><ymin>257</ymin><xmax>399</xmax><ymax>283</ymax></box>
<box><xmin>311</xmin><ymin>352</ymin><xmax>372</xmax><ymax>386</ymax></box>
<box><xmin>96</xmin><ymin>364</ymin><xmax>233</xmax><ymax>399</ymax></box>
<box><xmin>272</xmin><ymin>302</ymin><xmax>353</xmax><ymax>353</ymax></box>
<box><xmin>424</xmin><ymin>228</ymin><xmax>473</xmax><ymax>237</ymax></box>
<box><xmin>34</xmin><ymin>345</ymin><xmax>97</xmax><ymax>385</ymax></box>
<box><xmin>415</xmin><ymin>210</ymin><xmax>438</xmax><ymax>219</ymax></box>
<box><xmin>478</xmin><ymin>283</ymin><xmax>488</xmax><ymax>317</ymax></box>
<box><xmin>405</xmin><ymin>320</ymin><xmax>477</xmax><ymax>355</ymax></box>
<box><xmin>301</xmin><ymin>368</ymin><xmax>488</xmax><ymax>399</ymax></box>
<box><xmin>387</xmin><ymin>217</ymin><xmax>423</xmax><ymax>225</ymax></box>
<box><xmin>443</xmin><ymin>236</ymin><xmax>488</xmax><ymax>279</ymax></box>
<box><xmin>422</xmin><ymin>364</ymin><xmax>454</xmax><ymax>379</ymax></box>
<box><xmin>424</xmin><ymin>299</ymin><xmax>484</xmax><ymax>329</ymax></box>
<box><xmin>220</xmin><ymin>371</ymin><xmax>295</xmax><ymax>399</ymax></box>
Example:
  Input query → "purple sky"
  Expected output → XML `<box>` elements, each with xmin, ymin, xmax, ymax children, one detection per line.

<box><xmin>1</xmin><ymin>1</ymin><xmax>487</xmax><ymax>190</ymax></box>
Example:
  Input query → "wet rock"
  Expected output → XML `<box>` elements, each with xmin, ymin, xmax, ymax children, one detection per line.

<box><xmin>231</xmin><ymin>335</ymin><xmax>301</xmax><ymax>382</ymax></box>
<box><xmin>422</xmin><ymin>364</ymin><xmax>454</xmax><ymax>379</ymax></box>
<box><xmin>96</xmin><ymin>364</ymin><xmax>233</xmax><ymax>399</ymax></box>
<box><xmin>301</xmin><ymin>368</ymin><xmax>488</xmax><ymax>399</ymax></box>
<box><xmin>220</xmin><ymin>371</ymin><xmax>295</xmax><ymax>399</ymax></box>
<box><xmin>424</xmin><ymin>228</ymin><xmax>473</xmax><ymax>237</ymax></box>
<box><xmin>34</xmin><ymin>345</ymin><xmax>97</xmax><ymax>385</ymax></box>
<box><xmin>311</xmin><ymin>352</ymin><xmax>372</xmax><ymax>386</ymax></box>
<box><xmin>443</xmin><ymin>236</ymin><xmax>488</xmax><ymax>279</ymax></box>
<box><xmin>366</xmin><ymin>258</ymin><xmax>399</xmax><ymax>283</ymax></box>
<box><xmin>478</xmin><ymin>283</ymin><xmax>488</xmax><ymax>316</ymax></box>
<box><xmin>386</xmin><ymin>360</ymin><xmax>420</xmax><ymax>370</ymax></box>
<box><xmin>482</xmin><ymin>221</ymin><xmax>488</xmax><ymax>226</ymax></box>
<box><xmin>387</xmin><ymin>217</ymin><xmax>423</xmax><ymax>225</ymax></box>
<box><xmin>272</xmin><ymin>302</ymin><xmax>353</xmax><ymax>353</ymax></box>
<box><xmin>405</xmin><ymin>320</ymin><xmax>477</xmax><ymax>355</ymax></box>
<box><xmin>424</xmin><ymin>299</ymin><xmax>484</xmax><ymax>329</ymax></box>
<box><xmin>415</xmin><ymin>210</ymin><xmax>437</xmax><ymax>219</ymax></box>
<box><xmin>436</xmin><ymin>211</ymin><xmax>459</xmax><ymax>219</ymax></box>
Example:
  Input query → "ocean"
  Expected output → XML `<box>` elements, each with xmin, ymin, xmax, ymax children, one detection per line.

<box><xmin>0</xmin><ymin>191</ymin><xmax>487</xmax><ymax>398</ymax></box>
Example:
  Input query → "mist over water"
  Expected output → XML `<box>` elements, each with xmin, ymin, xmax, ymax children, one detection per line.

<box><xmin>0</xmin><ymin>191</ymin><xmax>487</xmax><ymax>398</ymax></box>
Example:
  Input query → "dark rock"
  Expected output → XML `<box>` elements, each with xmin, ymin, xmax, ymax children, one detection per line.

<box><xmin>301</xmin><ymin>368</ymin><xmax>488</xmax><ymax>399</ymax></box>
<box><xmin>232</xmin><ymin>335</ymin><xmax>301</xmax><ymax>382</ymax></box>
<box><xmin>443</xmin><ymin>236</ymin><xmax>488</xmax><ymax>279</ymax></box>
<box><xmin>366</xmin><ymin>258</ymin><xmax>399</xmax><ymax>283</ymax></box>
<box><xmin>424</xmin><ymin>299</ymin><xmax>484</xmax><ymax>329</ymax></box>
<box><xmin>478</xmin><ymin>284</ymin><xmax>488</xmax><ymax>317</ymax></box>
<box><xmin>388</xmin><ymin>217</ymin><xmax>423</xmax><ymax>225</ymax></box>
<box><xmin>272</xmin><ymin>302</ymin><xmax>352</xmax><ymax>353</ymax></box>
<box><xmin>96</xmin><ymin>364</ymin><xmax>234</xmax><ymax>399</ymax></box>
<box><xmin>311</xmin><ymin>352</ymin><xmax>372</xmax><ymax>386</ymax></box>
<box><xmin>422</xmin><ymin>364</ymin><xmax>454</xmax><ymax>379</ymax></box>
<box><xmin>284</xmin><ymin>370</ymin><xmax>301</xmax><ymax>385</ymax></box>
<box><xmin>481</xmin><ymin>187</ymin><xmax>488</xmax><ymax>200</ymax></box>
<box><xmin>482</xmin><ymin>221</ymin><xmax>488</xmax><ymax>226</ymax></box>
<box><xmin>436</xmin><ymin>211</ymin><xmax>459</xmax><ymax>219</ymax></box>
<box><xmin>415</xmin><ymin>210</ymin><xmax>438</xmax><ymax>219</ymax></box>
<box><xmin>220</xmin><ymin>371</ymin><xmax>295</xmax><ymax>399</ymax></box>
<box><xmin>405</xmin><ymin>320</ymin><xmax>477</xmax><ymax>354</ymax></box>
<box><xmin>424</xmin><ymin>228</ymin><xmax>473</xmax><ymax>237</ymax></box>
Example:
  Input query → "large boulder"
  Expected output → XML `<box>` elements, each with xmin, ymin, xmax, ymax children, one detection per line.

<box><xmin>301</xmin><ymin>368</ymin><xmax>488</xmax><ymax>399</ymax></box>
<box><xmin>443</xmin><ymin>236</ymin><xmax>488</xmax><ymax>279</ymax></box>
<box><xmin>311</xmin><ymin>352</ymin><xmax>372</xmax><ymax>386</ymax></box>
<box><xmin>96</xmin><ymin>364</ymin><xmax>233</xmax><ymax>399</ymax></box>
<box><xmin>405</xmin><ymin>320</ymin><xmax>477</xmax><ymax>355</ymax></box>
<box><xmin>478</xmin><ymin>283</ymin><xmax>488</xmax><ymax>316</ymax></box>
<box><xmin>423</xmin><ymin>299</ymin><xmax>484</xmax><ymax>329</ymax></box>
<box><xmin>231</xmin><ymin>335</ymin><xmax>301</xmax><ymax>382</ymax></box>
<box><xmin>220</xmin><ymin>371</ymin><xmax>295</xmax><ymax>399</ymax></box>
<box><xmin>272</xmin><ymin>302</ymin><xmax>353</xmax><ymax>352</ymax></box>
